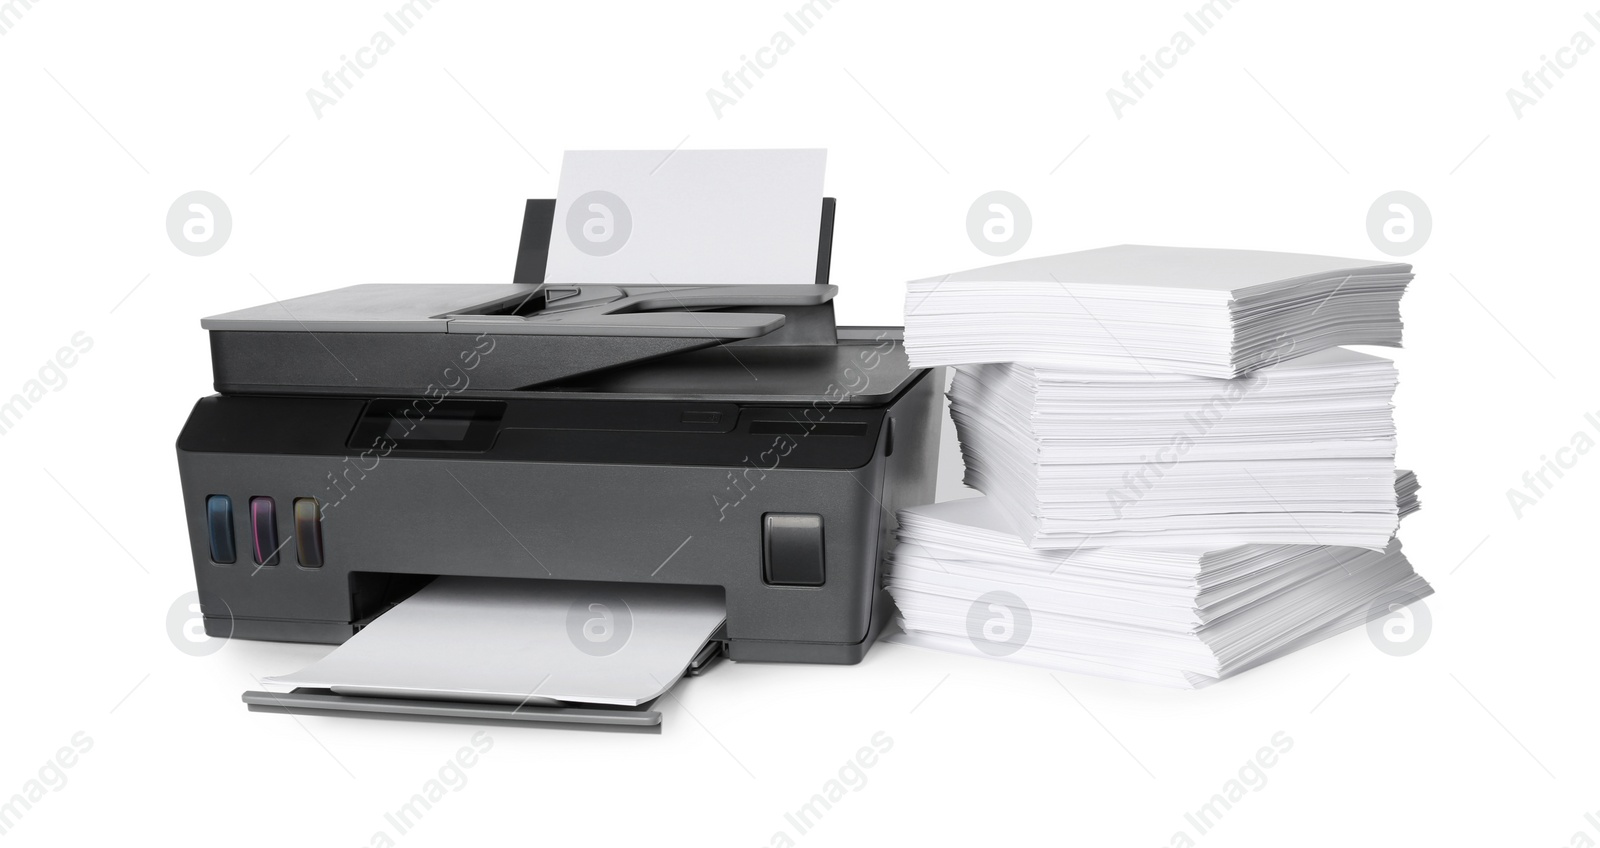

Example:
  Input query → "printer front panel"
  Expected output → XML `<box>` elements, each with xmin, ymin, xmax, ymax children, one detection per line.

<box><xmin>175</xmin><ymin>392</ymin><xmax>923</xmax><ymax>660</ymax></box>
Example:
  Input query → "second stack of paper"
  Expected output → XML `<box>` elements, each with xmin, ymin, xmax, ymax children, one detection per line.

<box><xmin>950</xmin><ymin>348</ymin><xmax>1403</xmax><ymax>550</ymax></box>
<box><xmin>886</xmin><ymin>495</ymin><xmax>1431</xmax><ymax>689</ymax></box>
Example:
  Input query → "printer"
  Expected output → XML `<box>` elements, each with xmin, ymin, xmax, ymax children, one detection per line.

<box><xmin>176</xmin><ymin>196</ymin><xmax>943</xmax><ymax>728</ymax></box>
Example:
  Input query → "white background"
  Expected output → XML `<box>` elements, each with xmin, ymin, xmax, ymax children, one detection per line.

<box><xmin>2</xmin><ymin>2</ymin><xmax>1596</xmax><ymax>846</ymax></box>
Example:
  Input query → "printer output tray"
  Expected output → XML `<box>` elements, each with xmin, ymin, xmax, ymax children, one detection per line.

<box><xmin>241</xmin><ymin>688</ymin><xmax>665</xmax><ymax>731</ymax></box>
<box><xmin>241</xmin><ymin>637</ymin><xmax>727</xmax><ymax>731</ymax></box>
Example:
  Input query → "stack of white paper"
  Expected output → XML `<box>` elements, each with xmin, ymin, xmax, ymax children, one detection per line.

<box><xmin>1396</xmin><ymin>469</ymin><xmax>1420</xmax><ymax>518</ymax></box>
<box><xmin>905</xmin><ymin>245</ymin><xmax>1413</xmax><ymax>379</ymax></box>
<box><xmin>885</xmin><ymin>496</ymin><xmax>1431</xmax><ymax>689</ymax></box>
<box><xmin>891</xmin><ymin>244</ymin><xmax>1430</xmax><ymax>686</ymax></box>
<box><xmin>949</xmin><ymin>348</ymin><xmax>1402</xmax><ymax>550</ymax></box>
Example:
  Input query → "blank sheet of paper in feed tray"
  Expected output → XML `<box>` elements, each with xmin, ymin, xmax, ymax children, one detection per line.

<box><xmin>544</xmin><ymin>148</ymin><xmax>826</xmax><ymax>286</ymax></box>
<box><xmin>264</xmin><ymin>578</ymin><xmax>726</xmax><ymax>707</ymax></box>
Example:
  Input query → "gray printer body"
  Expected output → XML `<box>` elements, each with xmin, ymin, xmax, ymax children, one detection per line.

<box><xmin>176</xmin><ymin>199</ymin><xmax>942</xmax><ymax>667</ymax></box>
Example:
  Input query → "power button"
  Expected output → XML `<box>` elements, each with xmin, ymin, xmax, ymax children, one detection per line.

<box><xmin>762</xmin><ymin>513</ymin><xmax>825</xmax><ymax>587</ymax></box>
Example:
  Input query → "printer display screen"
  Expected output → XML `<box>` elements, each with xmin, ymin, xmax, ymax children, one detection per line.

<box><xmin>386</xmin><ymin>418</ymin><xmax>472</xmax><ymax>442</ymax></box>
<box><xmin>348</xmin><ymin>399</ymin><xmax>506</xmax><ymax>453</ymax></box>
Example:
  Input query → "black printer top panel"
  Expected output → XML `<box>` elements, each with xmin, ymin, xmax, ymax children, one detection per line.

<box><xmin>210</xmin><ymin>333</ymin><xmax>921</xmax><ymax>407</ymax></box>
<box><xmin>175</xmin><ymin>382</ymin><xmax>920</xmax><ymax>470</ymax></box>
<box><xmin>528</xmin><ymin>334</ymin><xmax>916</xmax><ymax>404</ymax></box>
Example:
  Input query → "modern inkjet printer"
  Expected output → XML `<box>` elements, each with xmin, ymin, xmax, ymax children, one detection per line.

<box><xmin>176</xmin><ymin>153</ymin><xmax>943</xmax><ymax>730</ymax></box>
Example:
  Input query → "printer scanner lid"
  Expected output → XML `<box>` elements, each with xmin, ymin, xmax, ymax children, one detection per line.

<box><xmin>200</xmin><ymin>198</ymin><xmax>925</xmax><ymax>405</ymax></box>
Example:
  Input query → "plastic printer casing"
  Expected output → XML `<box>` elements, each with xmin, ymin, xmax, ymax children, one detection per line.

<box><xmin>176</xmin><ymin>199</ymin><xmax>942</xmax><ymax>666</ymax></box>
